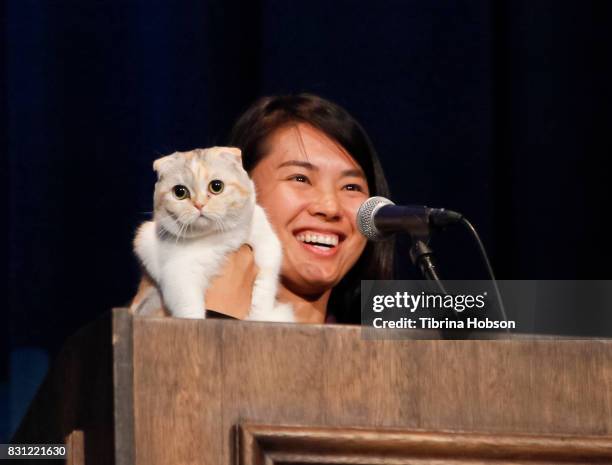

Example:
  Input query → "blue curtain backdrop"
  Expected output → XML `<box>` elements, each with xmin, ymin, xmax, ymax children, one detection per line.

<box><xmin>3</xmin><ymin>0</ymin><xmax>612</xmax><ymax>439</ymax></box>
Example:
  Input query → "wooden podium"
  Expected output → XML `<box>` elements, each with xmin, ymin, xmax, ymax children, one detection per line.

<box><xmin>12</xmin><ymin>308</ymin><xmax>612</xmax><ymax>464</ymax></box>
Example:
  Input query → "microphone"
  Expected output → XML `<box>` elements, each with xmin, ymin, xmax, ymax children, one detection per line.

<box><xmin>357</xmin><ymin>196</ymin><xmax>463</xmax><ymax>241</ymax></box>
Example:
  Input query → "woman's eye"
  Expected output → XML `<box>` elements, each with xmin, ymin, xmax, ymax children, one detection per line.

<box><xmin>173</xmin><ymin>185</ymin><xmax>190</xmax><ymax>200</ymax></box>
<box><xmin>208</xmin><ymin>179</ymin><xmax>225</xmax><ymax>194</ymax></box>
<box><xmin>289</xmin><ymin>174</ymin><xmax>310</xmax><ymax>184</ymax></box>
<box><xmin>343</xmin><ymin>183</ymin><xmax>364</xmax><ymax>192</ymax></box>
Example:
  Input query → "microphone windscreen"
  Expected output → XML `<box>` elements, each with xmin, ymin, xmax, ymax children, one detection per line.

<box><xmin>357</xmin><ymin>196</ymin><xmax>394</xmax><ymax>241</ymax></box>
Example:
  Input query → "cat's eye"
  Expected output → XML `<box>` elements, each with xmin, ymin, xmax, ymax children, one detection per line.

<box><xmin>208</xmin><ymin>179</ymin><xmax>224</xmax><ymax>194</ymax></box>
<box><xmin>173</xmin><ymin>185</ymin><xmax>190</xmax><ymax>200</ymax></box>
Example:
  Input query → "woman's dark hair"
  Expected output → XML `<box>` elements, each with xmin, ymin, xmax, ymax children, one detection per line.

<box><xmin>228</xmin><ymin>93</ymin><xmax>395</xmax><ymax>323</ymax></box>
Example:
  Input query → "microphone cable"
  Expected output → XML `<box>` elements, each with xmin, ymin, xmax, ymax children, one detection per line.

<box><xmin>459</xmin><ymin>216</ymin><xmax>510</xmax><ymax>330</ymax></box>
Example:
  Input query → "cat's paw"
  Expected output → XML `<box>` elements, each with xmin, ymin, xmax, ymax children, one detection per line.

<box><xmin>169</xmin><ymin>306</ymin><xmax>207</xmax><ymax>319</ymax></box>
<box><xmin>247</xmin><ymin>301</ymin><xmax>295</xmax><ymax>323</ymax></box>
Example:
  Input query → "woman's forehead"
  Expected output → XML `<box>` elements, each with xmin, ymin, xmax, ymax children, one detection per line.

<box><xmin>264</xmin><ymin>123</ymin><xmax>363</xmax><ymax>171</ymax></box>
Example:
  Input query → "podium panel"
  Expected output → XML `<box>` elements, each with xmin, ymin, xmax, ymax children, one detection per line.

<box><xmin>11</xmin><ymin>309</ymin><xmax>612</xmax><ymax>464</ymax></box>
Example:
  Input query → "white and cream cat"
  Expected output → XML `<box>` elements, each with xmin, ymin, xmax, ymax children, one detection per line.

<box><xmin>132</xmin><ymin>147</ymin><xmax>294</xmax><ymax>322</ymax></box>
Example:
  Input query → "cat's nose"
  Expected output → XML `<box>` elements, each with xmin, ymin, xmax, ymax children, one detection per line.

<box><xmin>193</xmin><ymin>201</ymin><xmax>204</xmax><ymax>210</ymax></box>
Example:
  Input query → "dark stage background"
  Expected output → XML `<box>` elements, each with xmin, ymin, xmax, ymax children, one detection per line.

<box><xmin>3</xmin><ymin>0</ymin><xmax>612</xmax><ymax>440</ymax></box>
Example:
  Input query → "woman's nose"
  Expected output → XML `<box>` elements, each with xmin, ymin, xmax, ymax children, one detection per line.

<box><xmin>308</xmin><ymin>189</ymin><xmax>341</xmax><ymax>220</ymax></box>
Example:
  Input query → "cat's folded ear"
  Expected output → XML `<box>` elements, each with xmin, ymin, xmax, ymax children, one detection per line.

<box><xmin>206</xmin><ymin>146</ymin><xmax>243</xmax><ymax>165</ymax></box>
<box><xmin>222</xmin><ymin>147</ymin><xmax>242</xmax><ymax>162</ymax></box>
<box><xmin>152</xmin><ymin>153</ymin><xmax>178</xmax><ymax>177</ymax></box>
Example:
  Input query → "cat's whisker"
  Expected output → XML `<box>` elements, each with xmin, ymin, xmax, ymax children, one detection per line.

<box><xmin>217</xmin><ymin>217</ymin><xmax>228</xmax><ymax>233</ymax></box>
<box><xmin>157</xmin><ymin>226</ymin><xmax>173</xmax><ymax>241</ymax></box>
<box><xmin>181</xmin><ymin>221</ymin><xmax>190</xmax><ymax>239</ymax></box>
<box><xmin>208</xmin><ymin>215</ymin><xmax>220</xmax><ymax>232</ymax></box>
<box><xmin>174</xmin><ymin>220</ymin><xmax>187</xmax><ymax>243</ymax></box>
<box><xmin>175</xmin><ymin>212</ymin><xmax>194</xmax><ymax>242</ymax></box>
<box><xmin>155</xmin><ymin>212</ymin><xmax>193</xmax><ymax>242</ymax></box>
<box><xmin>155</xmin><ymin>216</ymin><xmax>178</xmax><ymax>241</ymax></box>
<box><xmin>205</xmin><ymin>213</ymin><xmax>226</xmax><ymax>233</ymax></box>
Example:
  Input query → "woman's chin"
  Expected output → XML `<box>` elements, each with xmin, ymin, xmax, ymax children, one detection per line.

<box><xmin>283</xmin><ymin>265</ymin><xmax>340</xmax><ymax>296</ymax></box>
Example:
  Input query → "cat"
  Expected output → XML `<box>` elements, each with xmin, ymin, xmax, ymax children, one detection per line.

<box><xmin>132</xmin><ymin>147</ymin><xmax>294</xmax><ymax>322</ymax></box>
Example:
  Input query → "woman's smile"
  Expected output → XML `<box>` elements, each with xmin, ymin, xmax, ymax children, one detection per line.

<box><xmin>293</xmin><ymin>228</ymin><xmax>344</xmax><ymax>256</ymax></box>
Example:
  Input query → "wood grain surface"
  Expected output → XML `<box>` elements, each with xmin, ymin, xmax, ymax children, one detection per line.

<box><xmin>120</xmin><ymin>309</ymin><xmax>612</xmax><ymax>464</ymax></box>
<box><xmin>66</xmin><ymin>429</ymin><xmax>84</xmax><ymax>465</ymax></box>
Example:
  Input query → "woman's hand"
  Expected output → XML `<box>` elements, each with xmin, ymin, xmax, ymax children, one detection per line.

<box><xmin>130</xmin><ymin>244</ymin><xmax>258</xmax><ymax>319</ymax></box>
<box><xmin>205</xmin><ymin>244</ymin><xmax>258</xmax><ymax>319</ymax></box>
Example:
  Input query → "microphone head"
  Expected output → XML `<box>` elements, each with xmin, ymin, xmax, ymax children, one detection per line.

<box><xmin>357</xmin><ymin>196</ymin><xmax>395</xmax><ymax>241</ymax></box>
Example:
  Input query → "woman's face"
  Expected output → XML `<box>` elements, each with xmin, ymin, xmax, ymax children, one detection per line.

<box><xmin>251</xmin><ymin>123</ymin><xmax>370</xmax><ymax>296</ymax></box>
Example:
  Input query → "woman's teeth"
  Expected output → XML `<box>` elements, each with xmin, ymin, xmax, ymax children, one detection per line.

<box><xmin>295</xmin><ymin>232</ymin><xmax>339</xmax><ymax>247</ymax></box>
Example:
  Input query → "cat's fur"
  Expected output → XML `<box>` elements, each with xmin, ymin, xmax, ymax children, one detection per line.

<box><xmin>133</xmin><ymin>147</ymin><xmax>294</xmax><ymax>322</ymax></box>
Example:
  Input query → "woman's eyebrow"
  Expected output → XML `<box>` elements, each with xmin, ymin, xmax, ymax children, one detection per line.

<box><xmin>341</xmin><ymin>168</ymin><xmax>366</xmax><ymax>179</ymax></box>
<box><xmin>277</xmin><ymin>160</ymin><xmax>317</xmax><ymax>170</ymax></box>
<box><xmin>278</xmin><ymin>160</ymin><xmax>366</xmax><ymax>179</ymax></box>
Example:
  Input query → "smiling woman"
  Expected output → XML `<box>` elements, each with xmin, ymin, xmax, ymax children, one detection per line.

<box><xmin>248</xmin><ymin>124</ymin><xmax>371</xmax><ymax>320</ymax></box>
<box><xmin>229</xmin><ymin>94</ymin><xmax>395</xmax><ymax>323</ymax></box>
